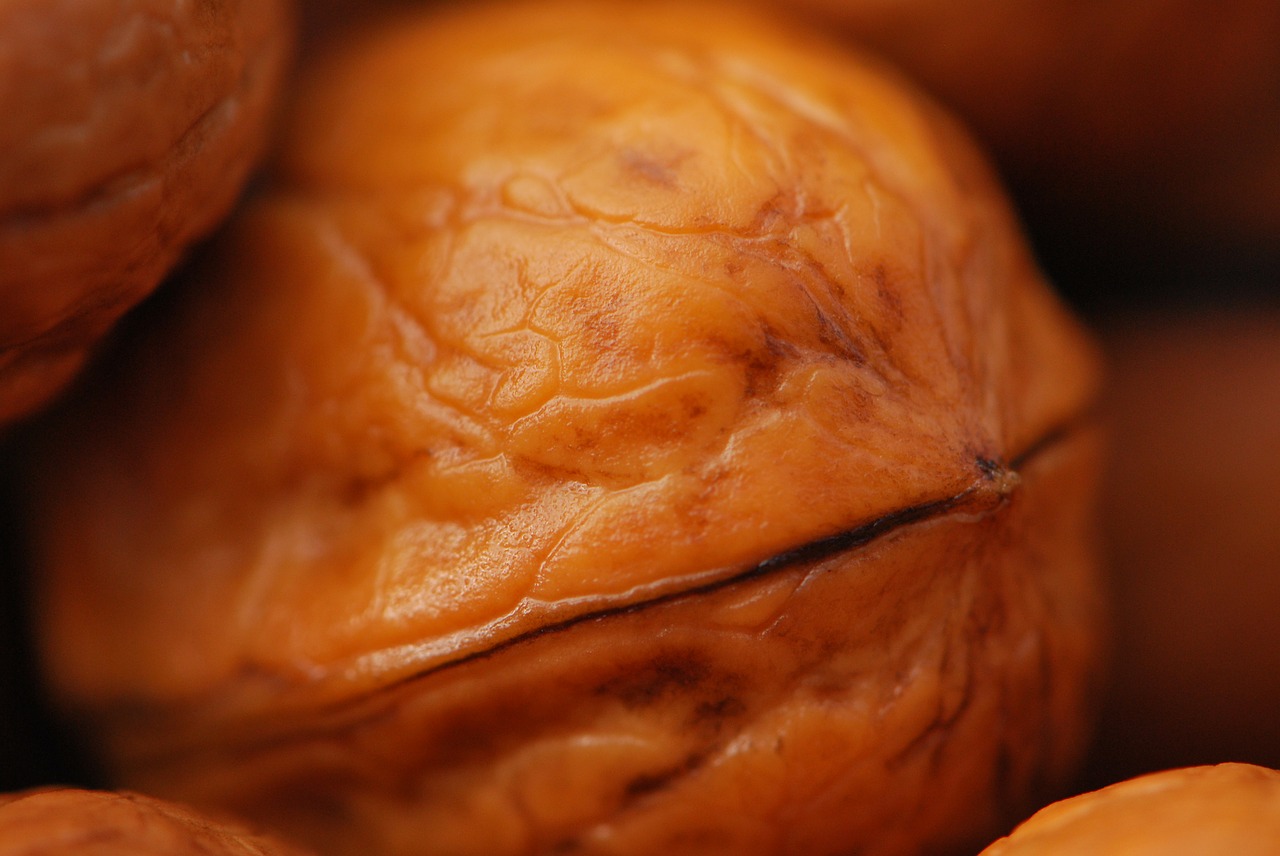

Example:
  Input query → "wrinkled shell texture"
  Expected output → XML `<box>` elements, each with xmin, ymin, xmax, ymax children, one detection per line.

<box><xmin>776</xmin><ymin>0</ymin><xmax>1280</xmax><ymax>247</ymax></box>
<box><xmin>980</xmin><ymin>764</ymin><xmax>1280</xmax><ymax>855</ymax></box>
<box><xmin>0</xmin><ymin>0</ymin><xmax>293</xmax><ymax>424</ymax></box>
<box><xmin>26</xmin><ymin>2</ymin><xmax>1103</xmax><ymax>855</ymax></box>
<box><xmin>0</xmin><ymin>789</ymin><xmax>309</xmax><ymax>856</ymax></box>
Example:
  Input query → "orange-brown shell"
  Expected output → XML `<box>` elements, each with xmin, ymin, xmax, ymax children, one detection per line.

<box><xmin>0</xmin><ymin>0</ymin><xmax>294</xmax><ymax>425</ymax></box>
<box><xmin>980</xmin><ymin>764</ymin><xmax>1280</xmax><ymax>854</ymax></box>
<box><xmin>0</xmin><ymin>789</ymin><xmax>310</xmax><ymax>856</ymax></box>
<box><xmin>23</xmin><ymin>2</ymin><xmax>1104</xmax><ymax>854</ymax></box>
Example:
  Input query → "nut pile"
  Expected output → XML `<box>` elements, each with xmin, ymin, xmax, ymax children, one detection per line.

<box><xmin>1</xmin><ymin>1</ymin><xmax>1276</xmax><ymax>854</ymax></box>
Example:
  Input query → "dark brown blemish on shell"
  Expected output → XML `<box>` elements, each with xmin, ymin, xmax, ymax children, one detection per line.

<box><xmin>594</xmin><ymin>655</ymin><xmax>711</xmax><ymax>708</ymax></box>
<box><xmin>692</xmin><ymin>695</ymin><xmax>747</xmax><ymax>726</ymax></box>
<box><xmin>975</xmin><ymin>456</ymin><xmax>1003</xmax><ymax>479</ymax></box>
<box><xmin>864</xmin><ymin>261</ymin><xmax>907</xmax><ymax>355</ymax></box>
<box><xmin>751</xmin><ymin>203</ymin><xmax>787</xmax><ymax>236</ymax></box>
<box><xmin>873</xmin><ymin>263</ymin><xmax>904</xmax><ymax>323</ymax></box>
<box><xmin>741</xmin><ymin>352</ymin><xmax>782</xmax><ymax>399</ymax></box>
<box><xmin>681</xmin><ymin>395</ymin><xmax>708</xmax><ymax>421</ymax></box>
<box><xmin>591</xmin><ymin>393</ymin><xmax>710</xmax><ymax>451</ymax></box>
<box><xmin>705</xmin><ymin>322</ymin><xmax>796</xmax><ymax>399</ymax></box>
<box><xmin>579</xmin><ymin>306</ymin><xmax>623</xmax><ymax>358</ymax></box>
<box><xmin>620</xmin><ymin>150</ymin><xmax>682</xmax><ymax>188</ymax></box>
<box><xmin>623</xmin><ymin>752</ymin><xmax>705</xmax><ymax>799</ymax></box>
<box><xmin>802</xmin><ymin>281</ymin><xmax>866</xmax><ymax>367</ymax></box>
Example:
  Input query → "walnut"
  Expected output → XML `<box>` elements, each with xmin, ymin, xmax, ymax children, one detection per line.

<box><xmin>0</xmin><ymin>789</ymin><xmax>309</xmax><ymax>855</ymax></box>
<box><xmin>0</xmin><ymin>0</ymin><xmax>293</xmax><ymax>424</ymax></box>
<box><xmin>21</xmin><ymin>2</ymin><xmax>1104</xmax><ymax>853</ymax></box>
<box><xmin>981</xmin><ymin>764</ymin><xmax>1280</xmax><ymax>854</ymax></box>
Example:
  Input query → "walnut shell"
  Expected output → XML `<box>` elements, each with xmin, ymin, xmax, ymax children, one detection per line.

<box><xmin>22</xmin><ymin>2</ymin><xmax>1104</xmax><ymax>854</ymax></box>
<box><xmin>980</xmin><ymin>764</ymin><xmax>1280</xmax><ymax>854</ymax></box>
<box><xmin>0</xmin><ymin>789</ymin><xmax>309</xmax><ymax>855</ymax></box>
<box><xmin>0</xmin><ymin>0</ymin><xmax>294</xmax><ymax>425</ymax></box>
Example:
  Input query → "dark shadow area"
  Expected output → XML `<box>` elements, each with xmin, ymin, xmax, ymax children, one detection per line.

<box><xmin>1025</xmin><ymin>203</ymin><xmax>1280</xmax><ymax>322</ymax></box>
<box><xmin>0</xmin><ymin>449</ymin><xmax>104</xmax><ymax>794</ymax></box>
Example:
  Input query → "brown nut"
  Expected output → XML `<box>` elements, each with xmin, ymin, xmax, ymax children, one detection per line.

<box><xmin>980</xmin><ymin>764</ymin><xmax>1280</xmax><ymax>855</ymax></box>
<box><xmin>0</xmin><ymin>0</ymin><xmax>294</xmax><ymax>425</ymax></box>
<box><xmin>0</xmin><ymin>788</ymin><xmax>310</xmax><ymax>856</ymax></box>
<box><xmin>21</xmin><ymin>2</ymin><xmax>1104</xmax><ymax>854</ymax></box>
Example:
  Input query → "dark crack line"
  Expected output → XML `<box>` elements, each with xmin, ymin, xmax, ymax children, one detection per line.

<box><xmin>124</xmin><ymin>409</ymin><xmax>1095</xmax><ymax>762</ymax></box>
<box><xmin>385</xmin><ymin>412</ymin><xmax>1095</xmax><ymax>687</ymax></box>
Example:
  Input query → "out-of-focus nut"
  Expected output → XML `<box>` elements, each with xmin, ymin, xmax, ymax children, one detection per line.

<box><xmin>980</xmin><ymin>763</ymin><xmax>1280</xmax><ymax>854</ymax></box>
<box><xmin>0</xmin><ymin>0</ymin><xmax>294</xmax><ymax>425</ymax></box>
<box><xmin>0</xmin><ymin>788</ymin><xmax>310</xmax><ymax>855</ymax></box>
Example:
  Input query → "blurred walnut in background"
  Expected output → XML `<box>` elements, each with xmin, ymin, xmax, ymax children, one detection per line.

<box><xmin>0</xmin><ymin>0</ymin><xmax>294</xmax><ymax>426</ymax></box>
<box><xmin>980</xmin><ymin>764</ymin><xmax>1280</xmax><ymax>855</ymax></box>
<box><xmin>0</xmin><ymin>789</ymin><xmax>311</xmax><ymax>856</ymax></box>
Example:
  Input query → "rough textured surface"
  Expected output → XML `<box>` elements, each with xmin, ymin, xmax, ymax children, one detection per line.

<box><xmin>23</xmin><ymin>2</ymin><xmax>1103</xmax><ymax>854</ymax></box>
<box><xmin>981</xmin><ymin>764</ymin><xmax>1280</xmax><ymax>855</ymax></box>
<box><xmin>0</xmin><ymin>0</ymin><xmax>294</xmax><ymax>425</ymax></box>
<box><xmin>0</xmin><ymin>789</ymin><xmax>310</xmax><ymax>855</ymax></box>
